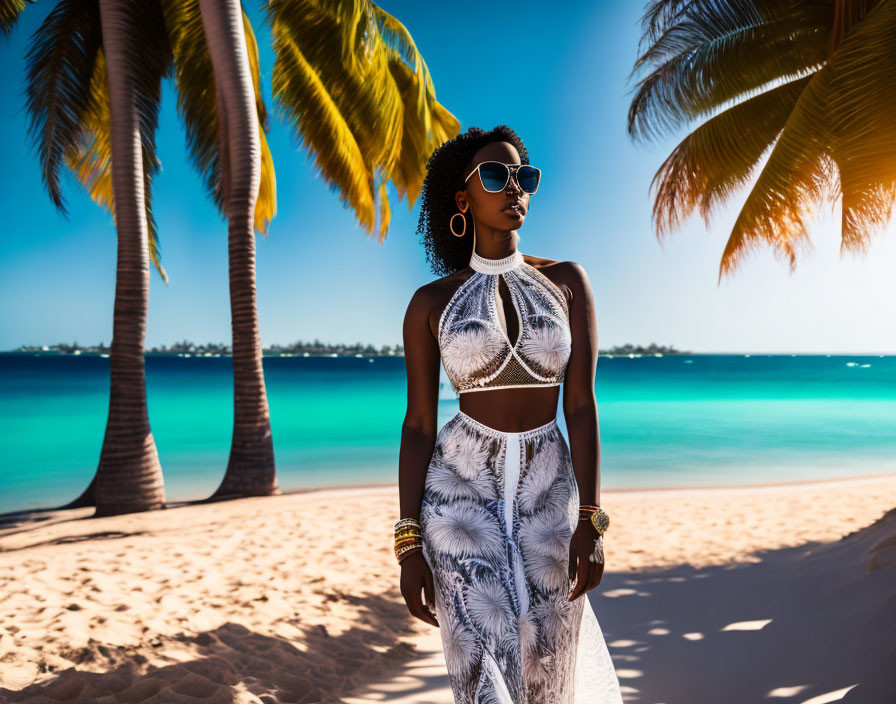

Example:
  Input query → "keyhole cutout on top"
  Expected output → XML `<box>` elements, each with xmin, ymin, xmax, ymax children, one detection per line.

<box><xmin>495</xmin><ymin>274</ymin><xmax>521</xmax><ymax>347</ymax></box>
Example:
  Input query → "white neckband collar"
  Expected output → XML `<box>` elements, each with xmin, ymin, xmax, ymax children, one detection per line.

<box><xmin>469</xmin><ymin>248</ymin><xmax>524</xmax><ymax>274</ymax></box>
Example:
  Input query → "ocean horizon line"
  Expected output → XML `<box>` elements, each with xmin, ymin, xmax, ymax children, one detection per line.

<box><xmin>6</xmin><ymin>349</ymin><xmax>896</xmax><ymax>357</ymax></box>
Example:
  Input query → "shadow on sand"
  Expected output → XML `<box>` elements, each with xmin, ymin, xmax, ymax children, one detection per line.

<box><xmin>0</xmin><ymin>589</ymin><xmax>424</xmax><ymax>704</ymax></box>
<box><xmin>591</xmin><ymin>507</ymin><xmax>896</xmax><ymax>704</ymax></box>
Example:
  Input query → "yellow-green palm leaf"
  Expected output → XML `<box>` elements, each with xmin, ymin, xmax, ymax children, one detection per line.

<box><xmin>386</xmin><ymin>53</ymin><xmax>459</xmax><ymax>209</ymax></box>
<box><xmin>242</xmin><ymin>9</ymin><xmax>277</xmax><ymax>234</ymax></box>
<box><xmin>273</xmin><ymin>33</ymin><xmax>374</xmax><ymax>230</ymax></box>
<box><xmin>0</xmin><ymin>0</ymin><xmax>31</xmax><ymax>36</ymax></box>
<box><xmin>266</xmin><ymin>0</ymin><xmax>460</xmax><ymax>243</ymax></box>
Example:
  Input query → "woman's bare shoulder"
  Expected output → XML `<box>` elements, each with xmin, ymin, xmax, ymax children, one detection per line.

<box><xmin>406</xmin><ymin>268</ymin><xmax>473</xmax><ymax>337</ymax></box>
<box><xmin>524</xmin><ymin>253</ymin><xmax>586</xmax><ymax>276</ymax></box>
<box><xmin>522</xmin><ymin>254</ymin><xmax>588</xmax><ymax>309</ymax></box>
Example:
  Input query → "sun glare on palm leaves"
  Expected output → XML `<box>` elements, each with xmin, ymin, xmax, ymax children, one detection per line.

<box><xmin>266</xmin><ymin>0</ymin><xmax>461</xmax><ymax>243</ymax></box>
<box><xmin>627</xmin><ymin>0</ymin><xmax>896</xmax><ymax>284</ymax></box>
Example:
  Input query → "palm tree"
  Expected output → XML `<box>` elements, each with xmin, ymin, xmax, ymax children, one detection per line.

<box><xmin>5</xmin><ymin>0</ymin><xmax>459</xmax><ymax>509</ymax></box>
<box><xmin>200</xmin><ymin>0</ymin><xmax>278</xmax><ymax>498</ymax></box>
<box><xmin>90</xmin><ymin>0</ymin><xmax>170</xmax><ymax>516</ymax></box>
<box><xmin>6</xmin><ymin>0</ymin><xmax>172</xmax><ymax>516</ymax></box>
<box><xmin>627</xmin><ymin>0</ymin><xmax>896</xmax><ymax>283</ymax></box>
<box><xmin>4</xmin><ymin>0</ymin><xmax>276</xmax><ymax>510</ymax></box>
<box><xmin>163</xmin><ymin>0</ymin><xmax>279</xmax><ymax>498</ymax></box>
<box><xmin>164</xmin><ymin>0</ymin><xmax>461</xmax><ymax>499</ymax></box>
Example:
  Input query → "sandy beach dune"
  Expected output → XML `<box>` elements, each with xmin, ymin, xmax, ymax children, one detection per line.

<box><xmin>1</xmin><ymin>474</ymin><xmax>894</xmax><ymax>703</ymax></box>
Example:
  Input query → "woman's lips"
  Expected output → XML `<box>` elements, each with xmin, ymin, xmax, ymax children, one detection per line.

<box><xmin>504</xmin><ymin>203</ymin><xmax>524</xmax><ymax>216</ymax></box>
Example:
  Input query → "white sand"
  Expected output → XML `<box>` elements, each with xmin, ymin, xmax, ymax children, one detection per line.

<box><xmin>1</xmin><ymin>473</ymin><xmax>895</xmax><ymax>703</ymax></box>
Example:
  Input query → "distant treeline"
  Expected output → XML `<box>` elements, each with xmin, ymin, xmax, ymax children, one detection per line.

<box><xmin>13</xmin><ymin>340</ymin><xmax>687</xmax><ymax>357</ymax></box>
<box><xmin>14</xmin><ymin>340</ymin><xmax>404</xmax><ymax>357</ymax></box>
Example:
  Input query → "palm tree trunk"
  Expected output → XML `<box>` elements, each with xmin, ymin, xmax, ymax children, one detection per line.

<box><xmin>199</xmin><ymin>0</ymin><xmax>278</xmax><ymax>498</ymax></box>
<box><xmin>85</xmin><ymin>0</ymin><xmax>166</xmax><ymax>517</ymax></box>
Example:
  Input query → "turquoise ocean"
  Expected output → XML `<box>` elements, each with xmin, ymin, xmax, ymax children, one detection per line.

<box><xmin>2</xmin><ymin>353</ymin><xmax>895</xmax><ymax>513</ymax></box>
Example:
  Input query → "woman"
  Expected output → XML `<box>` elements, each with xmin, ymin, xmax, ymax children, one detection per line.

<box><xmin>396</xmin><ymin>125</ymin><xmax>623</xmax><ymax>703</ymax></box>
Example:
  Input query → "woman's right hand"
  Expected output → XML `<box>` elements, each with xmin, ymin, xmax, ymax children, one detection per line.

<box><xmin>399</xmin><ymin>549</ymin><xmax>439</xmax><ymax>628</ymax></box>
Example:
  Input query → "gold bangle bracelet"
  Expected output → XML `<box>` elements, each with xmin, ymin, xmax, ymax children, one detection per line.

<box><xmin>396</xmin><ymin>543</ymin><xmax>422</xmax><ymax>553</ymax></box>
<box><xmin>395</xmin><ymin>539</ymin><xmax>422</xmax><ymax>549</ymax></box>
<box><xmin>396</xmin><ymin>545</ymin><xmax>423</xmax><ymax>559</ymax></box>
<box><xmin>395</xmin><ymin>535</ymin><xmax>423</xmax><ymax>544</ymax></box>
<box><xmin>395</xmin><ymin>539</ymin><xmax>423</xmax><ymax>549</ymax></box>
<box><xmin>394</xmin><ymin>528</ymin><xmax>423</xmax><ymax>537</ymax></box>
<box><xmin>394</xmin><ymin>518</ymin><xmax>422</xmax><ymax>530</ymax></box>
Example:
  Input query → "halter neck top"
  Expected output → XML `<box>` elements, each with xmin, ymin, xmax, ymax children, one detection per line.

<box><xmin>438</xmin><ymin>249</ymin><xmax>572</xmax><ymax>395</ymax></box>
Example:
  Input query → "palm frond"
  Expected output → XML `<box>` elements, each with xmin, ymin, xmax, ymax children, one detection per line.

<box><xmin>66</xmin><ymin>49</ymin><xmax>112</xmax><ymax>218</ymax></box>
<box><xmin>637</xmin><ymin>0</ymin><xmax>694</xmax><ymax>49</ymax></box>
<box><xmin>24</xmin><ymin>0</ymin><xmax>170</xmax><ymax>282</ymax></box>
<box><xmin>266</xmin><ymin>0</ymin><xmax>459</xmax><ymax>241</ymax></box>
<box><xmin>266</xmin><ymin>0</ymin><xmax>403</xmax><ymax>173</ymax></box>
<box><xmin>163</xmin><ymin>0</ymin><xmax>218</xmax><ymax>204</ymax></box>
<box><xmin>0</xmin><ymin>0</ymin><xmax>33</xmax><ymax>36</ymax></box>
<box><xmin>628</xmin><ymin>0</ymin><xmax>830</xmax><ymax>142</ymax></box>
<box><xmin>718</xmin><ymin>0</ymin><xmax>896</xmax><ymax>281</ymax></box>
<box><xmin>717</xmin><ymin>84</ymin><xmax>832</xmax><ymax>282</ymax></box>
<box><xmin>374</xmin><ymin>180</ymin><xmax>390</xmax><ymax>244</ymax></box>
<box><xmin>164</xmin><ymin>0</ymin><xmax>276</xmax><ymax>234</ymax></box>
<box><xmin>633</xmin><ymin>0</ymin><xmax>763</xmax><ymax>73</ymax></box>
<box><xmin>370</xmin><ymin>2</ymin><xmax>462</xmax><ymax>209</ymax></box>
<box><xmin>62</xmin><ymin>1</ymin><xmax>171</xmax><ymax>284</ymax></box>
<box><xmin>651</xmin><ymin>74</ymin><xmax>812</xmax><ymax>237</ymax></box>
<box><xmin>387</xmin><ymin>53</ymin><xmax>459</xmax><ymax>210</ymax></box>
<box><xmin>24</xmin><ymin>0</ymin><xmax>103</xmax><ymax>212</ymax></box>
<box><xmin>369</xmin><ymin>4</ymin><xmax>435</xmax><ymax>96</ymax></box>
<box><xmin>271</xmin><ymin>32</ymin><xmax>374</xmax><ymax>232</ymax></box>
<box><xmin>821</xmin><ymin>0</ymin><xmax>896</xmax><ymax>255</ymax></box>
<box><xmin>302</xmin><ymin>0</ymin><xmax>365</xmax><ymax>71</ymax></box>
<box><xmin>241</xmin><ymin>8</ymin><xmax>277</xmax><ymax>234</ymax></box>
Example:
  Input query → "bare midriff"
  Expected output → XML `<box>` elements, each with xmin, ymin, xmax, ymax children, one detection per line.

<box><xmin>459</xmin><ymin>384</ymin><xmax>560</xmax><ymax>433</ymax></box>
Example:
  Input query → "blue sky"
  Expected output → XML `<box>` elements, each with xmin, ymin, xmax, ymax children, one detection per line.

<box><xmin>2</xmin><ymin>1</ymin><xmax>896</xmax><ymax>354</ymax></box>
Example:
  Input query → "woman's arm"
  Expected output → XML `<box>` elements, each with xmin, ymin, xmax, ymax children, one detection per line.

<box><xmin>397</xmin><ymin>285</ymin><xmax>441</xmax><ymax>627</ymax></box>
<box><xmin>398</xmin><ymin>285</ymin><xmax>441</xmax><ymax>520</ymax></box>
<box><xmin>561</xmin><ymin>261</ymin><xmax>600</xmax><ymax>508</ymax></box>
<box><xmin>560</xmin><ymin>261</ymin><xmax>606</xmax><ymax>601</ymax></box>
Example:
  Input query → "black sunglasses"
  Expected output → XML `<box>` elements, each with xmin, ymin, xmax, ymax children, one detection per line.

<box><xmin>464</xmin><ymin>161</ymin><xmax>541</xmax><ymax>194</ymax></box>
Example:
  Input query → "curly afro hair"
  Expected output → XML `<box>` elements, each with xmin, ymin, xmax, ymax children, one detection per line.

<box><xmin>416</xmin><ymin>125</ymin><xmax>529</xmax><ymax>276</ymax></box>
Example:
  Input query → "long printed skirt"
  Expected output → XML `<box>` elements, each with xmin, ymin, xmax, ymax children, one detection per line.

<box><xmin>420</xmin><ymin>410</ymin><xmax>624</xmax><ymax>704</ymax></box>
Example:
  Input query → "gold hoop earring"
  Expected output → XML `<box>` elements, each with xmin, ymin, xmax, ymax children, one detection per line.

<box><xmin>449</xmin><ymin>204</ymin><xmax>469</xmax><ymax>237</ymax></box>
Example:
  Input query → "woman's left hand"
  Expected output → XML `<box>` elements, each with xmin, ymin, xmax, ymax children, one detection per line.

<box><xmin>568</xmin><ymin>520</ymin><xmax>605</xmax><ymax>601</ymax></box>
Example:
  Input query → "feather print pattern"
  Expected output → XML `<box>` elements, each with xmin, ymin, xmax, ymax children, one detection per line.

<box><xmin>420</xmin><ymin>411</ymin><xmax>624</xmax><ymax>703</ymax></box>
<box><xmin>438</xmin><ymin>261</ymin><xmax>572</xmax><ymax>394</ymax></box>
